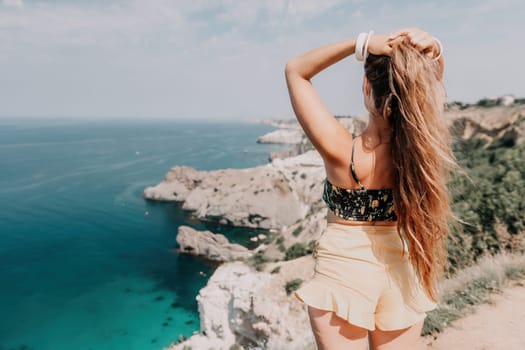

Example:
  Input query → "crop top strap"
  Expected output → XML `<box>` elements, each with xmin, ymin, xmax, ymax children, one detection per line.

<box><xmin>350</xmin><ymin>138</ymin><xmax>366</xmax><ymax>190</ymax></box>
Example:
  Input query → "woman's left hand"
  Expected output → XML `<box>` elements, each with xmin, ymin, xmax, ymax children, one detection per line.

<box><xmin>387</xmin><ymin>28</ymin><xmax>440</xmax><ymax>58</ymax></box>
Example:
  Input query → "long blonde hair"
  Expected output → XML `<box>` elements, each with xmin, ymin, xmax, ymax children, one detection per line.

<box><xmin>364</xmin><ymin>37</ymin><xmax>457</xmax><ymax>302</ymax></box>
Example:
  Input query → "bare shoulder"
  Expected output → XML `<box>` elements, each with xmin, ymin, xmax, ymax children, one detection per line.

<box><xmin>319</xmin><ymin>129</ymin><xmax>354</xmax><ymax>168</ymax></box>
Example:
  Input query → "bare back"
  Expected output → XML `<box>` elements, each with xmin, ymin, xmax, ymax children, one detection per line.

<box><xmin>324</xmin><ymin>134</ymin><xmax>396</xmax><ymax>226</ymax></box>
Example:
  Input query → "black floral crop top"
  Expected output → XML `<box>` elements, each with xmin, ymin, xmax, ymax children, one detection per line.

<box><xmin>322</xmin><ymin>138</ymin><xmax>397</xmax><ymax>222</ymax></box>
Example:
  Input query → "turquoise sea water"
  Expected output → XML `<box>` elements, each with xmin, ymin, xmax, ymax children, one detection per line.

<box><xmin>0</xmin><ymin>118</ymin><xmax>287</xmax><ymax>350</ymax></box>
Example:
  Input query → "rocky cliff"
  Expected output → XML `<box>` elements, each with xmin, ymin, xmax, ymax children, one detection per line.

<box><xmin>144</xmin><ymin>150</ymin><xmax>326</xmax><ymax>230</ymax></box>
<box><xmin>445</xmin><ymin>100</ymin><xmax>525</xmax><ymax>145</ymax></box>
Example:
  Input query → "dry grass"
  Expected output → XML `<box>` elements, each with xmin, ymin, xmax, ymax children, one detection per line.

<box><xmin>423</xmin><ymin>251</ymin><xmax>525</xmax><ymax>335</ymax></box>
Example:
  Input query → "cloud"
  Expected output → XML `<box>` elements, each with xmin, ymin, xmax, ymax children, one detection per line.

<box><xmin>0</xmin><ymin>0</ymin><xmax>361</xmax><ymax>55</ymax></box>
<box><xmin>2</xmin><ymin>0</ymin><xmax>23</xmax><ymax>9</ymax></box>
<box><xmin>0</xmin><ymin>0</ymin><xmax>523</xmax><ymax>119</ymax></box>
<box><xmin>286</xmin><ymin>0</ymin><xmax>345</xmax><ymax>18</ymax></box>
<box><xmin>0</xmin><ymin>1</ymin><xmax>188</xmax><ymax>50</ymax></box>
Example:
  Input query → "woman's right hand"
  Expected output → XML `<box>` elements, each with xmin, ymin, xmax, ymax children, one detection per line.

<box><xmin>388</xmin><ymin>28</ymin><xmax>441</xmax><ymax>59</ymax></box>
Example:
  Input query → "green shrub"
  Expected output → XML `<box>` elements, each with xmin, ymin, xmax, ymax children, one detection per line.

<box><xmin>475</xmin><ymin>98</ymin><xmax>498</xmax><ymax>108</ymax></box>
<box><xmin>284</xmin><ymin>242</ymin><xmax>313</xmax><ymax>260</ymax></box>
<box><xmin>447</xmin><ymin>137</ymin><xmax>525</xmax><ymax>272</ymax></box>
<box><xmin>292</xmin><ymin>225</ymin><xmax>303</xmax><ymax>237</ymax></box>
<box><xmin>504</xmin><ymin>264</ymin><xmax>525</xmax><ymax>280</ymax></box>
<box><xmin>423</xmin><ymin>307</ymin><xmax>463</xmax><ymax>335</ymax></box>
<box><xmin>251</xmin><ymin>251</ymin><xmax>270</xmax><ymax>271</ymax></box>
<box><xmin>419</xmin><ymin>133</ymin><xmax>525</xmax><ymax>335</ymax></box>
<box><xmin>275</xmin><ymin>236</ymin><xmax>286</xmax><ymax>252</ymax></box>
<box><xmin>270</xmin><ymin>266</ymin><xmax>281</xmax><ymax>274</ymax></box>
<box><xmin>285</xmin><ymin>278</ymin><xmax>303</xmax><ymax>295</ymax></box>
<box><xmin>447</xmin><ymin>101</ymin><xmax>470</xmax><ymax>110</ymax></box>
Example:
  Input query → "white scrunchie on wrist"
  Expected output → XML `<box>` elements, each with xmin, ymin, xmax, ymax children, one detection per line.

<box><xmin>363</xmin><ymin>30</ymin><xmax>374</xmax><ymax>61</ymax></box>
<box><xmin>355</xmin><ymin>31</ymin><xmax>374</xmax><ymax>62</ymax></box>
<box><xmin>355</xmin><ymin>32</ymin><xmax>368</xmax><ymax>61</ymax></box>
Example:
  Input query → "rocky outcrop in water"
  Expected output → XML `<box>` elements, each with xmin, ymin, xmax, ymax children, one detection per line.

<box><xmin>143</xmin><ymin>166</ymin><xmax>204</xmax><ymax>202</ymax></box>
<box><xmin>256</xmin><ymin>129</ymin><xmax>303</xmax><ymax>144</ymax></box>
<box><xmin>144</xmin><ymin>150</ymin><xmax>326</xmax><ymax>230</ymax></box>
<box><xmin>176</xmin><ymin>225</ymin><xmax>252</xmax><ymax>262</ymax></box>
<box><xmin>256</xmin><ymin>118</ymin><xmax>302</xmax><ymax>130</ymax></box>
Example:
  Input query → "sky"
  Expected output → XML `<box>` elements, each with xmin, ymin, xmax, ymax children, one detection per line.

<box><xmin>1</xmin><ymin>0</ymin><xmax>524</xmax><ymax>121</ymax></box>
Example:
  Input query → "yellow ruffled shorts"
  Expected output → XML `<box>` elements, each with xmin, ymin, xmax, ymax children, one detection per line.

<box><xmin>294</xmin><ymin>222</ymin><xmax>438</xmax><ymax>331</ymax></box>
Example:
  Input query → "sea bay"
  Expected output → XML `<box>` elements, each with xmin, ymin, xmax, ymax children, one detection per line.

<box><xmin>0</xmin><ymin>118</ymin><xmax>286</xmax><ymax>350</ymax></box>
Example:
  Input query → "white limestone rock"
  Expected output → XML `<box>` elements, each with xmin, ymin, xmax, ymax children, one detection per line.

<box><xmin>256</xmin><ymin>118</ymin><xmax>302</xmax><ymax>130</ymax></box>
<box><xmin>444</xmin><ymin>102</ymin><xmax>525</xmax><ymax>144</ymax></box>
<box><xmin>498</xmin><ymin>95</ymin><xmax>515</xmax><ymax>107</ymax></box>
<box><xmin>166</xmin><ymin>259</ymin><xmax>317</xmax><ymax>350</ymax></box>
<box><xmin>143</xmin><ymin>166</ymin><xmax>203</xmax><ymax>201</ymax></box>
<box><xmin>144</xmin><ymin>150</ymin><xmax>326</xmax><ymax>229</ymax></box>
<box><xmin>256</xmin><ymin>129</ymin><xmax>304</xmax><ymax>144</ymax></box>
<box><xmin>176</xmin><ymin>225</ymin><xmax>252</xmax><ymax>262</ymax></box>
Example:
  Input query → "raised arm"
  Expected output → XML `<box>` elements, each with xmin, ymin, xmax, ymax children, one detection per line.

<box><xmin>284</xmin><ymin>38</ymin><xmax>357</xmax><ymax>163</ymax></box>
<box><xmin>284</xmin><ymin>33</ymin><xmax>395</xmax><ymax>163</ymax></box>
